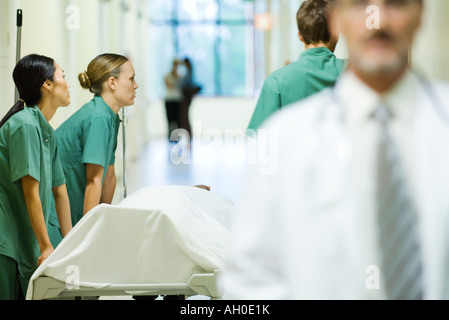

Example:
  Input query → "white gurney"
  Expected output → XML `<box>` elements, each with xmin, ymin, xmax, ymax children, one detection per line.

<box><xmin>26</xmin><ymin>185</ymin><xmax>234</xmax><ymax>300</ymax></box>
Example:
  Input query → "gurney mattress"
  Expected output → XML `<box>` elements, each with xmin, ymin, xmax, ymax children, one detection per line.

<box><xmin>26</xmin><ymin>186</ymin><xmax>234</xmax><ymax>299</ymax></box>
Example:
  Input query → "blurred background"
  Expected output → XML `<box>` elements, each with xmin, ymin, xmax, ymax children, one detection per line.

<box><xmin>1</xmin><ymin>0</ymin><xmax>448</xmax><ymax>202</ymax></box>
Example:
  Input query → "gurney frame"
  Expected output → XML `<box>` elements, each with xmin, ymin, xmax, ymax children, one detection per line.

<box><xmin>31</xmin><ymin>269</ymin><xmax>222</xmax><ymax>300</ymax></box>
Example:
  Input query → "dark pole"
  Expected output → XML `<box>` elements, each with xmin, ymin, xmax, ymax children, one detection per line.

<box><xmin>15</xmin><ymin>9</ymin><xmax>23</xmax><ymax>102</ymax></box>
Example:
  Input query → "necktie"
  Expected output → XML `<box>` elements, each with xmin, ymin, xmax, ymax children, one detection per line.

<box><xmin>372</xmin><ymin>103</ymin><xmax>424</xmax><ymax>300</ymax></box>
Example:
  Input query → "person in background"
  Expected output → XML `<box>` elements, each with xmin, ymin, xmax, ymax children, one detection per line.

<box><xmin>49</xmin><ymin>53</ymin><xmax>138</xmax><ymax>245</ymax></box>
<box><xmin>247</xmin><ymin>0</ymin><xmax>346</xmax><ymax>134</ymax></box>
<box><xmin>179</xmin><ymin>57</ymin><xmax>201</xmax><ymax>142</ymax></box>
<box><xmin>223</xmin><ymin>0</ymin><xmax>449</xmax><ymax>299</ymax></box>
<box><xmin>0</xmin><ymin>54</ymin><xmax>72</xmax><ymax>300</ymax></box>
<box><xmin>164</xmin><ymin>58</ymin><xmax>183</xmax><ymax>140</ymax></box>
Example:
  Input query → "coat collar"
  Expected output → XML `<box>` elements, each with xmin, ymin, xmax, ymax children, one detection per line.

<box><xmin>28</xmin><ymin>105</ymin><xmax>54</xmax><ymax>138</ymax></box>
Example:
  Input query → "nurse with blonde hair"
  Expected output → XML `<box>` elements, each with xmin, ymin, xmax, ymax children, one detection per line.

<box><xmin>49</xmin><ymin>53</ymin><xmax>139</xmax><ymax>246</ymax></box>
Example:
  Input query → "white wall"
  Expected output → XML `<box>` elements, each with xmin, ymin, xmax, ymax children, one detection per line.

<box><xmin>412</xmin><ymin>0</ymin><xmax>449</xmax><ymax>81</ymax></box>
<box><xmin>0</xmin><ymin>0</ymin><xmax>154</xmax><ymax>201</ymax></box>
<box><xmin>0</xmin><ymin>0</ymin><xmax>16</xmax><ymax>110</ymax></box>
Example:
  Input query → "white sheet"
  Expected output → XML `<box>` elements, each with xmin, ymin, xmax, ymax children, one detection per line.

<box><xmin>26</xmin><ymin>185</ymin><xmax>234</xmax><ymax>300</ymax></box>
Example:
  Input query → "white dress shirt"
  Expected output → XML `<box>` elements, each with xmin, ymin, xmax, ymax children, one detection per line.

<box><xmin>337</xmin><ymin>70</ymin><xmax>420</xmax><ymax>204</ymax></box>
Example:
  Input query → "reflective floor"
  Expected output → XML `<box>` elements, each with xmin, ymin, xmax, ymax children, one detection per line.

<box><xmin>123</xmin><ymin>138</ymin><xmax>249</xmax><ymax>205</ymax></box>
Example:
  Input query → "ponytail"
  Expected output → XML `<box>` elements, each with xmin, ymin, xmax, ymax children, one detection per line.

<box><xmin>0</xmin><ymin>99</ymin><xmax>26</xmax><ymax>129</ymax></box>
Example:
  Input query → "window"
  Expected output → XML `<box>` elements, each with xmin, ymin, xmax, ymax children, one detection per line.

<box><xmin>148</xmin><ymin>0</ymin><xmax>255</xmax><ymax>97</ymax></box>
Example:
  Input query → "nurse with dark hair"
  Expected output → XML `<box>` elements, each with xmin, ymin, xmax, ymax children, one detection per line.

<box><xmin>0</xmin><ymin>54</ymin><xmax>72</xmax><ymax>300</ymax></box>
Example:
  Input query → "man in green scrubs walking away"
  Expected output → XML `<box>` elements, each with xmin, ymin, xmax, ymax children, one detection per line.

<box><xmin>247</xmin><ymin>0</ymin><xmax>346</xmax><ymax>133</ymax></box>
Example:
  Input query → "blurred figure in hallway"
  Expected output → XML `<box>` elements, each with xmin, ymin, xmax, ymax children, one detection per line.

<box><xmin>179</xmin><ymin>57</ymin><xmax>201</xmax><ymax>141</ymax></box>
<box><xmin>164</xmin><ymin>58</ymin><xmax>183</xmax><ymax>140</ymax></box>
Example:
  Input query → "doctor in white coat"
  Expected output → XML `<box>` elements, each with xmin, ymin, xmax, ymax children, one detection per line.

<box><xmin>222</xmin><ymin>0</ymin><xmax>449</xmax><ymax>299</ymax></box>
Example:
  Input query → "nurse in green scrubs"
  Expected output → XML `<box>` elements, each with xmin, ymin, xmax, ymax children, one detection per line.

<box><xmin>49</xmin><ymin>54</ymin><xmax>139</xmax><ymax>243</ymax></box>
<box><xmin>247</xmin><ymin>0</ymin><xmax>347</xmax><ymax>133</ymax></box>
<box><xmin>0</xmin><ymin>54</ymin><xmax>72</xmax><ymax>300</ymax></box>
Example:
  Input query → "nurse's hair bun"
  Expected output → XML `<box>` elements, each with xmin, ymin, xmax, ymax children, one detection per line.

<box><xmin>79</xmin><ymin>54</ymin><xmax>129</xmax><ymax>94</ymax></box>
<box><xmin>78</xmin><ymin>71</ymin><xmax>92</xmax><ymax>90</ymax></box>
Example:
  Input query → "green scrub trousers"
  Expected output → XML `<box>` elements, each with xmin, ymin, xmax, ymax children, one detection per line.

<box><xmin>0</xmin><ymin>255</ymin><xmax>24</xmax><ymax>300</ymax></box>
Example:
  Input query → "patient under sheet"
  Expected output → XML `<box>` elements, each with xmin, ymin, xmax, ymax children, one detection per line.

<box><xmin>26</xmin><ymin>185</ymin><xmax>235</xmax><ymax>299</ymax></box>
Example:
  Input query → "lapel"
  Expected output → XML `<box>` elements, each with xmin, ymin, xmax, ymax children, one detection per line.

<box><xmin>415</xmin><ymin>84</ymin><xmax>449</xmax><ymax>299</ymax></box>
<box><xmin>309</xmin><ymin>102</ymin><xmax>353</xmax><ymax>212</ymax></box>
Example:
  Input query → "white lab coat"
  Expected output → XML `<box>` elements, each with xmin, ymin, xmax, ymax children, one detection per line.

<box><xmin>222</xmin><ymin>71</ymin><xmax>449</xmax><ymax>300</ymax></box>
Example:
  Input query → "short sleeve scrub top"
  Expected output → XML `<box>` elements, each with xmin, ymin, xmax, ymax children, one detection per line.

<box><xmin>49</xmin><ymin>95</ymin><xmax>120</xmax><ymax>236</ymax></box>
<box><xmin>0</xmin><ymin>105</ymin><xmax>66</xmax><ymax>298</ymax></box>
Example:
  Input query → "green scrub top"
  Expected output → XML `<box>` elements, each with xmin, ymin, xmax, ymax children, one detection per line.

<box><xmin>247</xmin><ymin>47</ymin><xmax>347</xmax><ymax>133</ymax></box>
<box><xmin>0</xmin><ymin>105</ymin><xmax>66</xmax><ymax>282</ymax></box>
<box><xmin>52</xmin><ymin>95</ymin><xmax>120</xmax><ymax>226</ymax></box>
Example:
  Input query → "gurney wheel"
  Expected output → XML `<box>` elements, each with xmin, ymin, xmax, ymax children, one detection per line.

<box><xmin>132</xmin><ymin>295</ymin><xmax>159</xmax><ymax>300</ymax></box>
<box><xmin>163</xmin><ymin>295</ymin><xmax>185</xmax><ymax>300</ymax></box>
<box><xmin>131</xmin><ymin>295</ymin><xmax>185</xmax><ymax>300</ymax></box>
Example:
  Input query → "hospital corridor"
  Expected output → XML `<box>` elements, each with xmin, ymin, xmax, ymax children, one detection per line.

<box><xmin>1</xmin><ymin>0</ymin><xmax>449</xmax><ymax>305</ymax></box>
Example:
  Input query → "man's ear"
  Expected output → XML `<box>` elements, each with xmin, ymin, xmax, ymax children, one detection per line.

<box><xmin>298</xmin><ymin>31</ymin><xmax>305</xmax><ymax>44</ymax></box>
